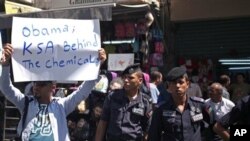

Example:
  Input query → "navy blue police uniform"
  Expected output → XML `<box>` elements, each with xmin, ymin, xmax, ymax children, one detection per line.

<box><xmin>101</xmin><ymin>89</ymin><xmax>152</xmax><ymax>141</ymax></box>
<box><xmin>218</xmin><ymin>95</ymin><xmax>250</xmax><ymax>128</ymax></box>
<box><xmin>100</xmin><ymin>63</ymin><xmax>152</xmax><ymax>141</ymax></box>
<box><xmin>149</xmin><ymin>94</ymin><xmax>209</xmax><ymax>141</ymax></box>
<box><xmin>148</xmin><ymin>67</ymin><xmax>210</xmax><ymax>141</ymax></box>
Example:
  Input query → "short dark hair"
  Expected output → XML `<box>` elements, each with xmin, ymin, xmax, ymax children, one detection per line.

<box><xmin>33</xmin><ymin>81</ymin><xmax>55</xmax><ymax>86</ymax></box>
<box><xmin>150</xmin><ymin>71</ymin><xmax>162</xmax><ymax>82</ymax></box>
<box><xmin>236</xmin><ymin>72</ymin><xmax>245</xmax><ymax>78</ymax></box>
<box><xmin>219</xmin><ymin>74</ymin><xmax>230</xmax><ymax>85</ymax></box>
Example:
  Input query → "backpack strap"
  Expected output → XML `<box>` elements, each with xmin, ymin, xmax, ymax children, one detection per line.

<box><xmin>22</xmin><ymin>96</ymin><xmax>29</xmax><ymax>128</ymax></box>
<box><xmin>20</xmin><ymin>96</ymin><xmax>33</xmax><ymax>136</ymax></box>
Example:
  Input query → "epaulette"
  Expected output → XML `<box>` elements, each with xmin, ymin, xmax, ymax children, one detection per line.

<box><xmin>142</xmin><ymin>93</ymin><xmax>153</xmax><ymax>103</ymax></box>
<box><xmin>190</xmin><ymin>96</ymin><xmax>205</xmax><ymax>103</ymax></box>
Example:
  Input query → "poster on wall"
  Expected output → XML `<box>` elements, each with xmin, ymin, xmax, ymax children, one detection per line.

<box><xmin>108</xmin><ymin>53</ymin><xmax>134</xmax><ymax>71</ymax></box>
<box><xmin>11</xmin><ymin>17</ymin><xmax>101</xmax><ymax>82</ymax></box>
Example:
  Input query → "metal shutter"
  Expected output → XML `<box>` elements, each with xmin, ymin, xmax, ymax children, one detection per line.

<box><xmin>174</xmin><ymin>17</ymin><xmax>250</xmax><ymax>59</ymax></box>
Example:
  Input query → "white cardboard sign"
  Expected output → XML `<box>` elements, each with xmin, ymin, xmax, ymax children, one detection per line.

<box><xmin>11</xmin><ymin>17</ymin><xmax>101</xmax><ymax>82</ymax></box>
<box><xmin>108</xmin><ymin>53</ymin><xmax>134</xmax><ymax>71</ymax></box>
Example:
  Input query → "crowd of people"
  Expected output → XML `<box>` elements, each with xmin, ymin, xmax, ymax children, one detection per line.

<box><xmin>1</xmin><ymin>43</ymin><xmax>250</xmax><ymax>141</ymax></box>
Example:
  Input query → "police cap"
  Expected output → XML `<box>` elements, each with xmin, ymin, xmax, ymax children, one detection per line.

<box><xmin>122</xmin><ymin>63</ymin><xmax>142</xmax><ymax>75</ymax></box>
<box><xmin>166</xmin><ymin>67</ymin><xmax>187</xmax><ymax>81</ymax></box>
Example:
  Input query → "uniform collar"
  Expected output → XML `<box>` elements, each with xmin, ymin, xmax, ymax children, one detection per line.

<box><xmin>117</xmin><ymin>89</ymin><xmax>143</xmax><ymax>104</ymax></box>
<box><xmin>124</xmin><ymin>90</ymin><xmax>143</xmax><ymax>104</ymax></box>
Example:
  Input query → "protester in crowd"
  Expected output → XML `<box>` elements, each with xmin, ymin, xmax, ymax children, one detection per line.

<box><xmin>213</xmin><ymin>95</ymin><xmax>250</xmax><ymax>141</ymax></box>
<box><xmin>140</xmin><ymin>72</ymin><xmax>151</xmax><ymax>98</ymax></box>
<box><xmin>68</xmin><ymin>120</ymin><xmax>77</xmax><ymax>141</ymax></box>
<box><xmin>219</xmin><ymin>74</ymin><xmax>231</xmax><ymax>99</ymax></box>
<box><xmin>205</xmin><ymin>82</ymin><xmax>235</xmax><ymax>141</ymax></box>
<box><xmin>157</xmin><ymin>75</ymin><xmax>173</xmax><ymax>105</ymax></box>
<box><xmin>71</xmin><ymin>118</ymin><xmax>90</xmax><ymax>141</ymax></box>
<box><xmin>89</xmin><ymin>102</ymin><xmax>103</xmax><ymax>141</ymax></box>
<box><xmin>149</xmin><ymin>70</ymin><xmax>162</xmax><ymax>106</ymax></box>
<box><xmin>186</xmin><ymin>82</ymin><xmax>203</xmax><ymax>98</ymax></box>
<box><xmin>0</xmin><ymin>43</ymin><xmax>107</xmax><ymax>141</ymax></box>
<box><xmin>229</xmin><ymin>73</ymin><xmax>250</xmax><ymax>103</ymax></box>
<box><xmin>148</xmin><ymin>67</ymin><xmax>210</xmax><ymax>141</ymax></box>
<box><xmin>88</xmin><ymin>70</ymin><xmax>113</xmax><ymax>118</ymax></box>
<box><xmin>186</xmin><ymin>69</ymin><xmax>203</xmax><ymax>98</ymax></box>
<box><xmin>95</xmin><ymin>63</ymin><xmax>152</xmax><ymax>141</ymax></box>
<box><xmin>109</xmin><ymin>77</ymin><xmax>124</xmax><ymax>92</ymax></box>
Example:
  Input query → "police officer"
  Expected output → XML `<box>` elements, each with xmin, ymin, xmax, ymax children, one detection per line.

<box><xmin>95</xmin><ymin>64</ymin><xmax>152</xmax><ymax>141</ymax></box>
<box><xmin>148</xmin><ymin>67</ymin><xmax>210</xmax><ymax>141</ymax></box>
<box><xmin>213</xmin><ymin>95</ymin><xmax>250</xmax><ymax>141</ymax></box>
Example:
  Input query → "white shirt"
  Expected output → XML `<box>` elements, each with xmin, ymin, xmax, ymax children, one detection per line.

<box><xmin>205</xmin><ymin>97</ymin><xmax>235</xmax><ymax>121</ymax></box>
<box><xmin>149</xmin><ymin>83</ymin><xmax>160</xmax><ymax>104</ymax></box>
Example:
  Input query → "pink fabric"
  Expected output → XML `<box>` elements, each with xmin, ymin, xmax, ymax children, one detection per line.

<box><xmin>143</xmin><ymin>73</ymin><xmax>150</xmax><ymax>89</ymax></box>
<box><xmin>111</xmin><ymin>72</ymin><xmax>118</xmax><ymax>79</ymax></box>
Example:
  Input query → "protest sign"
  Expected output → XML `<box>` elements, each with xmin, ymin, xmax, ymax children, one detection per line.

<box><xmin>12</xmin><ymin>17</ymin><xmax>101</xmax><ymax>82</ymax></box>
<box><xmin>108</xmin><ymin>53</ymin><xmax>134</xmax><ymax>71</ymax></box>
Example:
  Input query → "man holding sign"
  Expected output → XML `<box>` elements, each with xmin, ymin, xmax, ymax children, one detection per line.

<box><xmin>0</xmin><ymin>43</ymin><xmax>106</xmax><ymax>141</ymax></box>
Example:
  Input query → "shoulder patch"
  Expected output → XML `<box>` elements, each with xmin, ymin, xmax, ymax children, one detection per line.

<box><xmin>142</xmin><ymin>93</ymin><xmax>153</xmax><ymax>103</ymax></box>
<box><xmin>190</xmin><ymin>96</ymin><xmax>204</xmax><ymax>103</ymax></box>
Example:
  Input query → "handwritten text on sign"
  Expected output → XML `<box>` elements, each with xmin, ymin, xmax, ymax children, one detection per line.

<box><xmin>11</xmin><ymin>17</ymin><xmax>101</xmax><ymax>82</ymax></box>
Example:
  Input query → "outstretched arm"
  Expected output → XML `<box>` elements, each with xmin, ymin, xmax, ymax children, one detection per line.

<box><xmin>0</xmin><ymin>43</ymin><xmax>26</xmax><ymax>111</ymax></box>
<box><xmin>213</xmin><ymin>122</ymin><xmax>230</xmax><ymax>141</ymax></box>
<box><xmin>60</xmin><ymin>48</ymin><xmax>107</xmax><ymax>115</ymax></box>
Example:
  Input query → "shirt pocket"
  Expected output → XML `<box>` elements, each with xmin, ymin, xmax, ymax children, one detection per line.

<box><xmin>110</xmin><ymin>106</ymin><xmax>123</xmax><ymax>122</ymax></box>
<box><xmin>163</xmin><ymin>116</ymin><xmax>176</xmax><ymax>125</ymax></box>
<box><xmin>130</xmin><ymin>112</ymin><xmax>143</xmax><ymax>124</ymax></box>
<box><xmin>162</xmin><ymin>111</ymin><xmax>176</xmax><ymax>128</ymax></box>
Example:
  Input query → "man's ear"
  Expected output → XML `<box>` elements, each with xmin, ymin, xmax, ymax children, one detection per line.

<box><xmin>53</xmin><ymin>83</ymin><xmax>57</xmax><ymax>88</ymax></box>
<box><xmin>186</xmin><ymin>79</ymin><xmax>190</xmax><ymax>88</ymax></box>
<box><xmin>51</xmin><ymin>84</ymin><xmax>57</xmax><ymax>93</ymax></box>
<box><xmin>139</xmin><ymin>77</ymin><xmax>143</xmax><ymax>84</ymax></box>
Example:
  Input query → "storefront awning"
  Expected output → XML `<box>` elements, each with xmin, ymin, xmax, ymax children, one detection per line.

<box><xmin>0</xmin><ymin>3</ymin><xmax>113</xmax><ymax>30</ymax></box>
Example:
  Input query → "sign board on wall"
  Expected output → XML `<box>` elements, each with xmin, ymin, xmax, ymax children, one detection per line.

<box><xmin>108</xmin><ymin>53</ymin><xmax>134</xmax><ymax>71</ymax></box>
<box><xmin>5</xmin><ymin>0</ymin><xmax>41</xmax><ymax>14</ymax></box>
<box><xmin>11</xmin><ymin>17</ymin><xmax>101</xmax><ymax>82</ymax></box>
<box><xmin>51</xmin><ymin>0</ymin><xmax>114</xmax><ymax>9</ymax></box>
